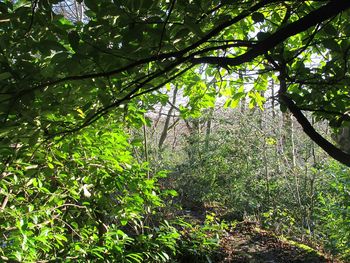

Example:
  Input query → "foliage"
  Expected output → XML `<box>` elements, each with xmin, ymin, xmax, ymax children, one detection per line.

<box><xmin>0</xmin><ymin>117</ymin><xmax>177</xmax><ymax>262</ymax></box>
<box><xmin>175</xmin><ymin>213</ymin><xmax>228</xmax><ymax>263</ymax></box>
<box><xmin>1</xmin><ymin>0</ymin><xmax>350</xmax><ymax>164</ymax></box>
<box><xmin>173</xmin><ymin>114</ymin><xmax>268</xmax><ymax>216</ymax></box>
<box><xmin>156</xmin><ymin>105</ymin><xmax>350</xmax><ymax>259</ymax></box>
<box><xmin>1</xmin><ymin>0</ymin><xmax>350</xmax><ymax>261</ymax></box>
<box><xmin>315</xmin><ymin>162</ymin><xmax>350</xmax><ymax>260</ymax></box>
<box><xmin>0</xmin><ymin>110</ymin><xmax>229</xmax><ymax>262</ymax></box>
<box><xmin>166</xmin><ymin>109</ymin><xmax>309</xmax><ymax>218</ymax></box>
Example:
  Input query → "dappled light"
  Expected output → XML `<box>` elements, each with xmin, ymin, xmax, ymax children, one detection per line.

<box><xmin>0</xmin><ymin>0</ymin><xmax>350</xmax><ymax>262</ymax></box>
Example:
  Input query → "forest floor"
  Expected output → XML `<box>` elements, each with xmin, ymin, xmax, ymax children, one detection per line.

<box><xmin>216</xmin><ymin>221</ymin><xmax>340</xmax><ymax>263</ymax></box>
<box><xmin>178</xmin><ymin>205</ymin><xmax>341</xmax><ymax>263</ymax></box>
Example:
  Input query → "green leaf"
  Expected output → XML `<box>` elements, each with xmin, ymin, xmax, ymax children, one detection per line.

<box><xmin>84</xmin><ymin>9</ymin><xmax>96</xmax><ymax>18</ymax></box>
<box><xmin>84</xmin><ymin>0</ymin><xmax>98</xmax><ymax>11</ymax></box>
<box><xmin>0</xmin><ymin>72</ymin><xmax>11</xmax><ymax>80</ymax></box>
<box><xmin>323</xmin><ymin>24</ymin><xmax>338</xmax><ymax>36</ymax></box>
<box><xmin>165</xmin><ymin>189</ymin><xmax>178</xmax><ymax>197</ymax></box>
<box><xmin>126</xmin><ymin>253</ymin><xmax>143</xmax><ymax>263</ymax></box>
<box><xmin>184</xmin><ymin>17</ymin><xmax>204</xmax><ymax>37</ymax></box>
<box><xmin>141</xmin><ymin>0</ymin><xmax>154</xmax><ymax>9</ymax></box>
<box><xmin>39</xmin><ymin>40</ymin><xmax>66</xmax><ymax>54</ymax></box>
<box><xmin>56</xmin><ymin>17</ymin><xmax>74</xmax><ymax>29</ymax></box>
<box><xmin>323</xmin><ymin>39</ymin><xmax>340</xmax><ymax>51</ymax></box>
<box><xmin>252</xmin><ymin>12</ymin><xmax>265</xmax><ymax>23</ymax></box>
<box><xmin>68</xmin><ymin>31</ymin><xmax>80</xmax><ymax>51</ymax></box>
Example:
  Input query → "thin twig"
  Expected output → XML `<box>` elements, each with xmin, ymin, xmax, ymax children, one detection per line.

<box><xmin>158</xmin><ymin>0</ymin><xmax>176</xmax><ymax>54</ymax></box>
<box><xmin>26</xmin><ymin>0</ymin><xmax>38</xmax><ymax>35</ymax></box>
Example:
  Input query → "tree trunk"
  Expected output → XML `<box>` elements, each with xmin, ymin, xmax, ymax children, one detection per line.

<box><xmin>205</xmin><ymin>108</ymin><xmax>214</xmax><ymax>151</ymax></box>
<box><xmin>158</xmin><ymin>86</ymin><xmax>178</xmax><ymax>150</ymax></box>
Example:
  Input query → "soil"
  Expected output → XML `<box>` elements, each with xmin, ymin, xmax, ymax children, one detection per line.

<box><xmin>217</xmin><ymin>221</ymin><xmax>340</xmax><ymax>263</ymax></box>
<box><xmin>175</xmin><ymin>203</ymin><xmax>341</xmax><ymax>263</ymax></box>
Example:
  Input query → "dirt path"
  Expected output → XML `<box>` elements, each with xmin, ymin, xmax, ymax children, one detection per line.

<box><xmin>218</xmin><ymin>222</ymin><xmax>338</xmax><ymax>263</ymax></box>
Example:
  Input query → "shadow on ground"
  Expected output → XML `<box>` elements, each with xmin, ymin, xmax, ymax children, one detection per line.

<box><xmin>218</xmin><ymin>222</ymin><xmax>336</xmax><ymax>263</ymax></box>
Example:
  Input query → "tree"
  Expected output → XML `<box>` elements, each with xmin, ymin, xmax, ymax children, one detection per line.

<box><xmin>1</xmin><ymin>0</ymin><xmax>350</xmax><ymax>167</ymax></box>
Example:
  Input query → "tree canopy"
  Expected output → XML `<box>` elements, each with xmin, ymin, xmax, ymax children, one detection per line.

<box><xmin>2</xmin><ymin>1</ymin><xmax>350</xmax><ymax>261</ymax></box>
<box><xmin>1</xmin><ymin>0</ymin><xmax>350</xmax><ymax>165</ymax></box>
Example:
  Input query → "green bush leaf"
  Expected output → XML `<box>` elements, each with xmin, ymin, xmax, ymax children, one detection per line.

<box><xmin>252</xmin><ymin>12</ymin><xmax>265</xmax><ymax>23</ymax></box>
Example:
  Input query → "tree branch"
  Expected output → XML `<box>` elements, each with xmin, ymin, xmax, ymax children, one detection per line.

<box><xmin>191</xmin><ymin>0</ymin><xmax>350</xmax><ymax>67</ymax></box>
<box><xmin>10</xmin><ymin>0</ymin><xmax>277</xmax><ymax>100</ymax></box>
<box><xmin>278</xmin><ymin>67</ymin><xmax>350</xmax><ymax>167</ymax></box>
<box><xmin>158</xmin><ymin>0</ymin><xmax>176</xmax><ymax>54</ymax></box>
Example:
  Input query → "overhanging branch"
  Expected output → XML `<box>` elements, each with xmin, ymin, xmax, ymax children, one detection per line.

<box><xmin>191</xmin><ymin>0</ymin><xmax>350</xmax><ymax>67</ymax></box>
<box><xmin>278</xmin><ymin>66</ymin><xmax>350</xmax><ymax>167</ymax></box>
<box><xmin>10</xmin><ymin>0</ymin><xmax>277</xmax><ymax>100</ymax></box>
<box><xmin>280</xmin><ymin>94</ymin><xmax>350</xmax><ymax>167</ymax></box>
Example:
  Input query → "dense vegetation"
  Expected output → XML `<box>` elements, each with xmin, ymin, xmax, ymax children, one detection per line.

<box><xmin>1</xmin><ymin>0</ymin><xmax>350</xmax><ymax>262</ymax></box>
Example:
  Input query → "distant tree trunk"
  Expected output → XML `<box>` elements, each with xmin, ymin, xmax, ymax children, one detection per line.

<box><xmin>205</xmin><ymin>108</ymin><xmax>214</xmax><ymax>151</ymax></box>
<box><xmin>280</xmin><ymin>75</ymin><xmax>303</xmax><ymax>224</ymax></box>
<box><xmin>143</xmin><ymin>124</ymin><xmax>148</xmax><ymax>160</ymax></box>
<box><xmin>290</xmin><ymin>116</ymin><xmax>303</xmax><ymax>216</ymax></box>
<box><xmin>158</xmin><ymin>86</ymin><xmax>178</xmax><ymax>150</ymax></box>
<box><xmin>282</xmin><ymin>111</ymin><xmax>292</xmax><ymax>152</ymax></box>
<box><xmin>239</xmin><ymin>71</ymin><xmax>246</xmax><ymax>113</ymax></box>
<box><xmin>152</xmin><ymin>105</ymin><xmax>163</xmax><ymax>135</ymax></box>
<box><xmin>263</xmin><ymin>135</ymin><xmax>270</xmax><ymax>206</ymax></box>
<box><xmin>142</xmin><ymin>111</ymin><xmax>150</xmax><ymax>178</ymax></box>
<box><xmin>290</xmin><ymin>115</ymin><xmax>297</xmax><ymax>167</ymax></box>
<box><xmin>171</xmin><ymin>118</ymin><xmax>180</xmax><ymax>150</ymax></box>
<box><xmin>333</xmin><ymin>125</ymin><xmax>350</xmax><ymax>154</ymax></box>
<box><xmin>271</xmin><ymin>78</ymin><xmax>276</xmax><ymax>119</ymax></box>
<box><xmin>185</xmin><ymin>118</ymin><xmax>200</xmax><ymax>162</ymax></box>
